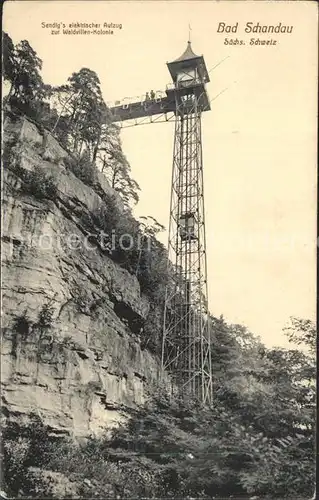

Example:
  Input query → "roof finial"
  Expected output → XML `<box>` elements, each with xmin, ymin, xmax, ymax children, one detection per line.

<box><xmin>188</xmin><ymin>24</ymin><xmax>192</xmax><ymax>43</ymax></box>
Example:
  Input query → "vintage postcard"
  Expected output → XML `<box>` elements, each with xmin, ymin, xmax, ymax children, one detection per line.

<box><xmin>1</xmin><ymin>1</ymin><xmax>317</xmax><ymax>498</ymax></box>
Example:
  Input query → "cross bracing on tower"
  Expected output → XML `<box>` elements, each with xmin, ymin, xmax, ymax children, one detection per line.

<box><xmin>109</xmin><ymin>41</ymin><xmax>213</xmax><ymax>404</ymax></box>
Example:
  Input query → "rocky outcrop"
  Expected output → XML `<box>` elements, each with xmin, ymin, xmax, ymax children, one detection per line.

<box><xmin>1</xmin><ymin>112</ymin><xmax>168</xmax><ymax>437</ymax></box>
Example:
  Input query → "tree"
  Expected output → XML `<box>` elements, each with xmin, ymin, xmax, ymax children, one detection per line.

<box><xmin>97</xmin><ymin>130</ymin><xmax>140</xmax><ymax>207</ymax></box>
<box><xmin>10</xmin><ymin>40</ymin><xmax>46</xmax><ymax>104</ymax></box>
<box><xmin>2</xmin><ymin>317</ymin><xmax>316</xmax><ymax>498</ymax></box>
<box><xmin>109</xmin><ymin>157</ymin><xmax>140</xmax><ymax>207</ymax></box>
<box><xmin>50</xmin><ymin>68</ymin><xmax>108</xmax><ymax>158</ymax></box>
<box><xmin>4</xmin><ymin>35</ymin><xmax>140</xmax><ymax>209</ymax></box>
<box><xmin>49</xmin><ymin>67</ymin><xmax>140</xmax><ymax>208</ymax></box>
<box><xmin>137</xmin><ymin>216</ymin><xmax>165</xmax><ymax>238</ymax></box>
<box><xmin>2</xmin><ymin>34</ymin><xmax>51</xmax><ymax>122</ymax></box>
<box><xmin>135</xmin><ymin>216</ymin><xmax>165</xmax><ymax>277</ymax></box>
<box><xmin>283</xmin><ymin>316</ymin><xmax>316</xmax><ymax>354</ymax></box>
<box><xmin>2</xmin><ymin>32</ymin><xmax>15</xmax><ymax>87</ymax></box>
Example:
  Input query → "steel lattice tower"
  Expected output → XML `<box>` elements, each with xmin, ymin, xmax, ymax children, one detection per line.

<box><xmin>162</xmin><ymin>43</ymin><xmax>212</xmax><ymax>404</ymax></box>
<box><xmin>109</xmin><ymin>41</ymin><xmax>212</xmax><ymax>404</ymax></box>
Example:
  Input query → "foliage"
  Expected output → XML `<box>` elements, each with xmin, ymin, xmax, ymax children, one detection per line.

<box><xmin>11</xmin><ymin>303</ymin><xmax>55</xmax><ymax>340</ymax></box>
<box><xmin>141</xmin><ymin>303</ymin><xmax>163</xmax><ymax>353</ymax></box>
<box><xmin>283</xmin><ymin>316</ymin><xmax>316</xmax><ymax>354</ymax></box>
<box><xmin>82</xmin><ymin>195</ymin><xmax>170</xmax><ymax>307</ymax></box>
<box><xmin>136</xmin><ymin>215</ymin><xmax>167</xmax><ymax>297</ymax></box>
<box><xmin>1</xmin><ymin>319</ymin><xmax>315</xmax><ymax>499</ymax></box>
<box><xmin>10</xmin><ymin>39</ymin><xmax>45</xmax><ymax>103</ymax></box>
<box><xmin>19</xmin><ymin>166</ymin><xmax>58</xmax><ymax>200</ymax></box>
<box><xmin>3</xmin><ymin>31</ymin><xmax>139</xmax><ymax>207</ymax></box>
<box><xmin>69</xmin><ymin>282</ymin><xmax>92</xmax><ymax>314</ymax></box>
<box><xmin>51</xmin><ymin>77</ymin><xmax>139</xmax><ymax>205</ymax></box>
<box><xmin>3</xmin><ymin>32</ymin><xmax>51</xmax><ymax>119</ymax></box>
<box><xmin>2</xmin><ymin>30</ymin><xmax>316</xmax><ymax>498</ymax></box>
<box><xmin>137</xmin><ymin>236</ymin><xmax>169</xmax><ymax>298</ymax></box>
<box><xmin>3</xmin><ymin>137</ymin><xmax>58</xmax><ymax>200</ymax></box>
<box><xmin>1</xmin><ymin>416</ymin><xmax>59</xmax><ymax>497</ymax></box>
<box><xmin>105</xmin><ymin>338</ymin><xmax>315</xmax><ymax>499</ymax></box>
<box><xmin>98</xmin><ymin>126</ymin><xmax>140</xmax><ymax>207</ymax></box>
<box><xmin>36</xmin><ymin>303</ymin><xmax>55</xmax><ymax>331</ymax></box>
<box><xmin>2</xmin><ymin>31</ymin><xmax>15</xmax><ymax>84</ymax></box>
<box><xmin>138</xmin><ymin>215</ymin><xmax>166</xmax><ymax>238</ymax></box>
<box><xmin>50</xmin><ymin>68</ymin><xmax>107</xmax><ymax>158</ymax></box>
<box><xmin>2</xmin><ymin>136</ymin><xmax>20</xmax><ymax>170</ymax></box>
<box><xmin>12</xmin><ymin>313</ymin><xmax>31</xmax><ymax>337</ymax></box>
<box><xmin>64</xmin><ymin>150</ymin><xmax>98</xmax><ymax>187</ymax></box>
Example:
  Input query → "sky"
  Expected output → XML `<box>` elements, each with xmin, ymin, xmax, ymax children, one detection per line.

<box><xmin>3</xmin><ymin>0</ymin><xmax>317</xmax><ymax>348</ymax></box>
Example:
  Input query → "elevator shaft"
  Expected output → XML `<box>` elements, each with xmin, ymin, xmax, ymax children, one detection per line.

<box><xmin>162</xmin><ymin>93</ymin><xmax>212</xmax><ymax>404</ymax></box>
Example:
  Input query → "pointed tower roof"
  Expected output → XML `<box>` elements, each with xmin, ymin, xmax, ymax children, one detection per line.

<box><xmin>173</xmin><ymin>41</ymin><xmax>199</xmax><ymax>62</ymax></box>
<box><xmin>167</xmin><ymin>42</ymin><xmax>210</xmax><ymax>84</ymax></box>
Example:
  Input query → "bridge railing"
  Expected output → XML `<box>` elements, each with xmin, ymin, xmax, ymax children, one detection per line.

<box><xmin>107</xmin><ymin>90</ymin><xmax>167</xmax><ymax>110</ymax></box>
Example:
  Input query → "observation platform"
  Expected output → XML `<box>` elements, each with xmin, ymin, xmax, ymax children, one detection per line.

<box><xmin>108</xmin><ymin>80</ymin><xmax>210</xmax><ymax>123</ymax></box>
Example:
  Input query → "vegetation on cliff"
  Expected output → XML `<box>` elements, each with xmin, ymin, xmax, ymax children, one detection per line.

<box><xmin>3</xmin><ymin>31</ymin><xmax>139</xmax><ymax>207</ymax></box>
<box><xmin>3</xmin><ymin>29</ymin><xmax>171</xmax><ymax>344</ymax></box>
<box><xmin>1</xmin><ymin>31</ymin><xmax>316</xmax><ymax>499</ymax></box>
<box><xmin>1</xmin><ymin>317</ymin><xmax>315</xmax><ymax>498</ymax></box>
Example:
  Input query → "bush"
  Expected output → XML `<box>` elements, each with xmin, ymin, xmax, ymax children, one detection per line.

<box><xmin>36</xmin><ymin>303</ymin><xmax>55</xmax><ymax>330</ymax></box>
<box><xmin>1</xmin><ymin>418</ymin><xmax>165</xmax><ymax>498</ymax></box>
<box><xmin>141</xmin><ymin>303</ymin><xmax>163</xmax><ymax>354</ymax></box>
<box><xmin>2</xmin><ymin>138</ymin><xmax>20</xmax><ymax>170</ymax></box>
<box><xmin>1</xmin><ymin>385</ymin><xmax>315</xmax><ymax>499</ymax></box>
<box><xmin>90</xmin><ymin>194</ymin><xmax>120</xmax><ymax>234</ymax></box>
<box><xmin>137</xmin><ymin>236</ymin><xmax>169</xmax><ymax>300</ymax></box>
<box><xmin>3</xmin><ymin>135</ymin><xmax>58</xmax><ymax>201</ymax></box>
<box><xmin>1</xmin><ymin>417</ymin><xmax>59</xmax><ymax>497</ymax></box>
<box><xmin>87</xmin><ymin>194</ymin><xmax>170</xmax><ymax>304</ymax></box>
<box><xmin>12</xmin><ymin>313</ymin><xmax>31</xmax><ymax>336</ymax></box>
<box><xmin>64</xmin><ymin>151</ymin><xmax>97</xmax><ymax>187</ymax></box>
<box><xmin>19</xmin><ymin>166</ymin><xmax>58</xmax><ymax>200</ymax></box>
<box><xmin>70</xmin><ymin>282</ymin><xmax>92</xmax><ymax>314</ymax></box>
<box><xmin>8</xmin><ymin>95</ymin><xmax>44</xmax><ymax>122</ymax></box>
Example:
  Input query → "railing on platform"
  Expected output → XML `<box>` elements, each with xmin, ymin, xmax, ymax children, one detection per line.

<box><xmin>108</xmin><ymin>79</ymin><xmax>207</xmax><ymax>111</ymax></box>
<box><xmin>107</xmin><ymin>90</ymin><xmax>167</xmax><ymax>110</ymax></box>
<box><xmin>166</xmin><ymin>78</ymin><xmax>205</xmax><ymax>92</ymax></box>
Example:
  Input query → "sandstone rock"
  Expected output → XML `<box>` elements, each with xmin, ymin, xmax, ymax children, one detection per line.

<box><xmin>1</xmin><ymin>112</ymin><xmax>170</xmax><ymax>438</ymax></box>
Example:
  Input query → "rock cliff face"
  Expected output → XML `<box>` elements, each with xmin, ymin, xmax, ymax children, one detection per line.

<box><xmin>1</xmin><ymin>112</ymin><xmax>167</xmax><ymax>437</ymax></box>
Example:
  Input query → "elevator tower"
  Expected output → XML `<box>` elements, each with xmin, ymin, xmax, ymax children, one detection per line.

<box><xmin>109</xmin><ymin>42</ymin><xmax>213</xmax><ymax>404</ymax></box>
